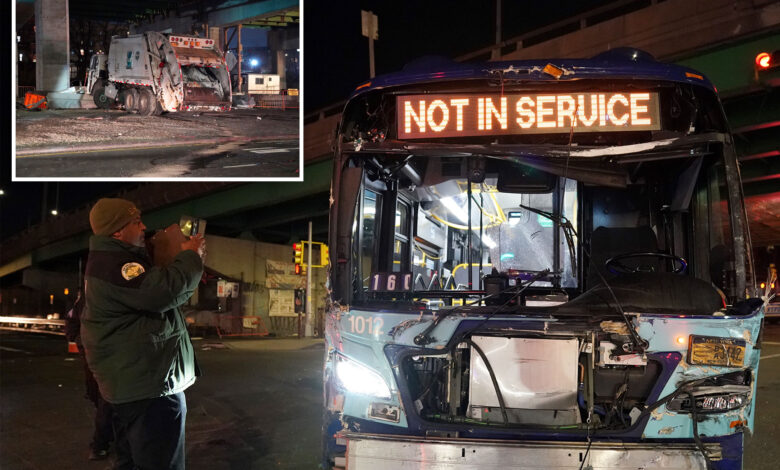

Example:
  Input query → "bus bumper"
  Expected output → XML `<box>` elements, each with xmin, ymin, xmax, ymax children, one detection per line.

<box><xmin>342</xmin><ymin>433</ymin><xmax>726</xmax><ymax>470</ymax></box>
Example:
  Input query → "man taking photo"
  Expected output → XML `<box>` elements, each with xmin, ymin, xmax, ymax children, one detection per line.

<box><xmin>81</xmin><ymin>198</ymin><xmax>205</xmax><ymax>470</ymax></box>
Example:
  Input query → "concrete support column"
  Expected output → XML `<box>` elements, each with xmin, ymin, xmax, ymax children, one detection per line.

<box><xmin>276</xmin><ymin>50</ymin><xmax>286</xmax><ymax>90</ymax></box>
<box><xmin>268</xmin><ymin>29</ymin><xmax>287</xmax><ymax>90</ymax></box>
<box><xmin>34</xmin><ymin>0</ymin><xmax>70</xmax><ymax>92</ymax></box>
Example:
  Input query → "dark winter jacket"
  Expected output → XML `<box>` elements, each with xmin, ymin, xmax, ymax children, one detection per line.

<box><xmin>81</xmin><ymin>235</ymin><xmax>203</xmax><ymax>404</ymax></box>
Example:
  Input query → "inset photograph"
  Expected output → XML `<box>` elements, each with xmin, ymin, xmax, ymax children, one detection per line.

<box><xmin>14</xmin><ymin>0</ymin><xmax>300</xmax><ymax>179</ymax></box>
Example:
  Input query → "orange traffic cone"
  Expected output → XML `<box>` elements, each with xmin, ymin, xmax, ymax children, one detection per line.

<box><xmin>67</xmin><ymin>342</ymin><xmax>79</xmax><ymax>354</ymax></box>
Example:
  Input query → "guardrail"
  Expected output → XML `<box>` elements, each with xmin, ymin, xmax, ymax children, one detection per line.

<box><xmin>0</xmin><ymin>316</ymin><xmax>65</xmax><ymax>336</ymax></box>
<box><xmin>253</xmin><ymin>94</ymin><xmax>299</xmax><ymax>110</ymax></box>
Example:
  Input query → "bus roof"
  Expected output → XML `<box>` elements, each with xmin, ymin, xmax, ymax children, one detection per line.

<box><xmin>349</xmin><ymin>48</ymin><xmax>715</xmax><ymax>100</ymax></box>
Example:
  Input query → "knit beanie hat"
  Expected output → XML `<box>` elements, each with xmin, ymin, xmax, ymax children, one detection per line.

<box><xmin>89</xmin><ymin>198</ymin><xmax>140</xmax><ymax>236</ymax></box>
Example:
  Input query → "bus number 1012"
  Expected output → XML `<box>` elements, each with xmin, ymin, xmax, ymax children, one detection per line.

<box><xmin>346</xmin><ymin>315</ymin><xmax>384</xmax><ymax>336</ymax></box>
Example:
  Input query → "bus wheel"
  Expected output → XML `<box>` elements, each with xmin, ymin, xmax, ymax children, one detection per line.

<box><xmin>137</xmin><ymin>87</ymin><xmax>156</xmax><ymax>116</ymax></box>
<box><xmin>120</xmin><ymin>88</ymin><xmax>139</xmax><ymax>114</ymax></box>
<box><xmin>92</xmin><ymin>81</ymin><xmax>111</xmax><ymax>109</ymax></box>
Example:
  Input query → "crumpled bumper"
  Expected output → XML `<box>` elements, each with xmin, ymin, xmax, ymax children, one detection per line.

<box><xmin>342</xmin><ymin>433</ymin><xmax>721</xmax><ymax>469</ymax></box>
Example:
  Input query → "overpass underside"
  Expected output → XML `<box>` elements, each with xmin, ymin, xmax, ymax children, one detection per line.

<box><xmin>304</xmin><ymin>0</ymin><xmax>780</xmax><ymax>245</ymax></box>
<box><xmin>0</xmin><ymin>161</ymin><xmax>331</xmax><ymax>281</ymax></box>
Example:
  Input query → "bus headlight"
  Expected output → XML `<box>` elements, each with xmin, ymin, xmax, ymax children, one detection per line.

<box><xmin>335</xmin><ymin>354</ymin><xmax>392</xmax><ymax>399</ymax></box>
<box><xmin>700</xmin><ymin>393</ymin><xmax>747</xmax><ymax>411</ymax></box>
<box><xmin>667</xmin><ymin>385</ymin><xmax>751</xmax><ymax>413</ymax></box>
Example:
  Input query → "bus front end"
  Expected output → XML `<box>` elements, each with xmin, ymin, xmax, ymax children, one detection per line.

<box><xmin>323</xmin><ymin>50</ymin><xmax>764</xmax><ymax>470</ymax></box>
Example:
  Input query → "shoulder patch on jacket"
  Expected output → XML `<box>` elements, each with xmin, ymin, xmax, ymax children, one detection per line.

<box><xmin>121</xmin><ymin>262</ymin><xmax>145</xmax><ymax>281</ymax></box>
<box><xmin>86</xmin><ymin>250</ymin><xmax>151</xmax><ymax>289</ymax></box>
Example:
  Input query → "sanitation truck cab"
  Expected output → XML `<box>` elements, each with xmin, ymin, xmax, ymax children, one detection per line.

<box><xmin>323</xmin><ymin>49</ymin><xmax>764</xmax><ymax>470</ymax></box>
<box><xmin>85</xmin><ymin>53</ymin><xmax>107</xmax><ymax>96</ymax></box>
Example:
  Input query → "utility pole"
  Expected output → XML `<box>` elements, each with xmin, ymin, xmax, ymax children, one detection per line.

<box><xmin>40</xmin><ymin>183</ymin><xmax>49</xmax><ymax>222</ymax></box>
<box><xmin>237</xmin><ymin>24</ymin><xmax>243</xmax><ymax>93</ymax></box>
<box><xmin>492</xmin><ymin>0</ymin><xmax>502</xmax><ymax>60</ymax></box>
<box><xmin>361</xmin><ymin>10</ymin><xmax>378</xmax><ymax>78</ymax></box>
<box><xmin>304</xmin><ymin>220</ymin><xmax>313</xmax><ymax>337</ymax></box>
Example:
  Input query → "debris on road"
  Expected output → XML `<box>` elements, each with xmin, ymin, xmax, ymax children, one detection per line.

<box><xmin>15</xmin><ymin>108</ymin><xmax>297</xmax><ymax>152</ymax></box>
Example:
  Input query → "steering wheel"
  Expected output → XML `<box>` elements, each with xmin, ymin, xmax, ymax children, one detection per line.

<box><xmin>605</xmin><ymin>252</ymin><xmax>688</xmax><ymax>275</ymax></box>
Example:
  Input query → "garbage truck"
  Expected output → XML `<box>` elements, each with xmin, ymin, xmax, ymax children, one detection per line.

<box><xmin>88</xmin><ymin>32</ymin><xmax>231</xmax><ymax>115</ymax></box>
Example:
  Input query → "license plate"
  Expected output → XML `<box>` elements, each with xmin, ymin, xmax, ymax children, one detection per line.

<box><xmin>688</xmin><ymin>336</ymin><xmax>746</xmax><ymax>367</ymax></box>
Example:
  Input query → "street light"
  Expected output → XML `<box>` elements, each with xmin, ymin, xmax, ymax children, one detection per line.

<box><xmin>51</xmin><ymin>209</ymin><xmax>58</xmax><ymax>216</ymax></box>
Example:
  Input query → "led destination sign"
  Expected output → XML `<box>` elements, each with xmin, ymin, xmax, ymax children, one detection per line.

<box><xmin>397</xmin><ymin>92</ymin><xmax>660</xmax><ymax>139</ymax></box>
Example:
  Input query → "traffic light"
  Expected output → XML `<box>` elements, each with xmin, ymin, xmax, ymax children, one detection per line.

<box><xmin>321</xmin><ymin>244</ymin><xmax>330</xmax><ymax>267</ymax></box>
<box><xmin>293</xmin><ymin>242</ymin><xmax>304</xmax><ymax>275</ymax></box>
<box><xmin>755</xmin><ymin>51</ymin><xmax>779</xmax><ymax>71</ymax></box>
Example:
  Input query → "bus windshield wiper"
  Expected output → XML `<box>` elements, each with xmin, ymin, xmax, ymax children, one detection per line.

<box><xmin>519</xmin><ymin>204</ymin><xmax>577</xmax><ymax>275</ymax></box>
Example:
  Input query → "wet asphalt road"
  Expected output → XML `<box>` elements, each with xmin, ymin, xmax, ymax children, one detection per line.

<box><xmin>0</xmin><ymin>332</ymin><xmax>323</xmax><ymax>470</ymax></box>
<box><xmin>2</xmin><ymin>324</ymin><xmax>780</xmax><ymax>470</ymax></box>
<box><xmin>15</xmin><ymin>139</ymin><xmax>300</xmax><ymax>178</ymax></box>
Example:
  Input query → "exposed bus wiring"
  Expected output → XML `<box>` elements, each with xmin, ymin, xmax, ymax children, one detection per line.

<box><xmin>524</xmin><ymin>206</ymin><xmax>648</xmax><ymax>353</ymax></box>
<box><xmin>686</xmin><ymin>389</ymin><xmax>714</xmax><ymax>469</ymax></box>
<box><xmin>465</xmin><ymin>338</ymin><xmax>509</xmax><ymax>425</ymax></box>
<box><xmin>413</xmin><ymin>269</ymin><xmax>550</xmax><ymax>346</ymax></box>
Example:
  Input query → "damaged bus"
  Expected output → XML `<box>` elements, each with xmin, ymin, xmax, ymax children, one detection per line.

<box><xmin>323</xmin><ymin>48</ymin><xmax>765</xmax><ymax>469</ymax></box>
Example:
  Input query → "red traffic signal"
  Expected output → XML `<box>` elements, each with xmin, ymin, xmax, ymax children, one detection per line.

<box><xmin>755</xmin><ymin>51</ymin><xmax>779</xmax><ymax>70</ymax></box>
<box><xmin>293</xmin><ymin>242</ymin><xmax>305</xmax><ymax>275</ymax></box>
<box><xmin>756</xmin><ymin>52</ymin><xmax>771</xmax><ymax>69</ymax></box>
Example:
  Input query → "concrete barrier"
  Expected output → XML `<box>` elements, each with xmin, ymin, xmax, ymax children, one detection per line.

<box><xmin>46</xmin><ymin>87</ymin><xmax>97</xmax><ymax>109</ymax></box>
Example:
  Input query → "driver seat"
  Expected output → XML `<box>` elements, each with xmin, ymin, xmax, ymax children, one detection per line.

<box><xmin>587</xmin><ymin>226</ymin><xmax>660</xmax><ymax>289</ymax></box>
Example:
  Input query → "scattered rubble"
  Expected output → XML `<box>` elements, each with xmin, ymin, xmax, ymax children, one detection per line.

<box><xmin>15</xmin><ymin>108</ymin><xmax>297</xmax><ymax>150</ymax></box>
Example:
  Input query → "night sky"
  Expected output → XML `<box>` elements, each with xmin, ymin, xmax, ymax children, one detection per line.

<box><xmin>4</xmin><ymin>0</ymin><xmax>626</xmax><ymax>240</ymax></box>
<box><xmin>304</xmin><ymin>0</ymin><xmax>620</xmax><ymax>112</ymax></box>
<box><xmin>0</xmin><ymin>177</ymin><xmax>132</xmax><ymax>241</ymax></box>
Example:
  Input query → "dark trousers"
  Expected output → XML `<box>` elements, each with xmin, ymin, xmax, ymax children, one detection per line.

<box><xmin>83</xmin><ymin>355</ymin><xmax>114</xmax><ymax>451</ymax></box>
<box><xmin>112</xmin><ymin>392</ymin><xmax>187</xmax><ymax>470</ymax></box>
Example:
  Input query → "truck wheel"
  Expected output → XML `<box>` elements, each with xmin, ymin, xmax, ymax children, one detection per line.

<box><xmin>121</xmin><ymin>88</ymin><xmax>139</xmax><ymax>114</ymax></box>
<box><xmin>92</xmin><ymin>81</ymin><xmax>111</xmax><ymax>109</ymax></box>
<box><xmin>137</xmin><ymin>87</ymin><xmax>157</xmax><ymax>116</ymax></box>
<box><xmin>152</xmin><ymin>100</ymin><xmax>164</xmax><ymax>116</ymax></box>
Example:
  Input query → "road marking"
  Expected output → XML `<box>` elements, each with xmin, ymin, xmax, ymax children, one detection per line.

<box><xmin>223</xmin><ymin>163</ymin><xmax>257</xmax><ymax>168</ymax></box>
<box><xmin>0</xmin><ymin>346</ymin><xmax>33</xmax><ymax>355</ymax></box>
<box><xmin>761</xmin><ymin>353</ymin><xmax>780</xmax><ymax>360</ymax></box>
<box><xmin>16</xmin><ymin>142</ymin><xmax>213</xmax><ymax>158</ymax></box>
<box><xmin>762</xmin><ymin>341</ymin><xmax>780</xmax><ymax>346</ymax></box>
<box><xmin>245</xmin><ymin>148</ymin><xmax>296</xmax><ymax>154</ymax></box>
